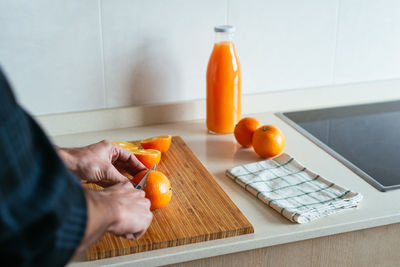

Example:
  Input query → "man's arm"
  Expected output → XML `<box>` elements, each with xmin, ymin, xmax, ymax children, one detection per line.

<box><xmin>0</xmin><ymin>82</ymin><xmax>87</xmax><ymax>265</ymax></box>
<box><xmin>0</xmin><ymin>68</ymin><xmax>152</xmax><ymax>265</ymax></box>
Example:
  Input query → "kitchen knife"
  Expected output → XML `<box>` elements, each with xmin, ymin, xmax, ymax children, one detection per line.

<box><xmin>135</xmin><ymin>163</ymin><xmax>156</xmax><ymax>190</ymax></box>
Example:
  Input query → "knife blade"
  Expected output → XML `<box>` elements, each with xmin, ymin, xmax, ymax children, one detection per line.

<box><xmin>135</xmin><ymin>163</ymin><xmax>156</xmax><ymax>190</ymax></box>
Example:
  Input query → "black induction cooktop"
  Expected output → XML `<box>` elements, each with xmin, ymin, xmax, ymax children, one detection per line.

<box><xmin>277</xmin><ymin>100</ymin><xmax>400</xmax><ymax>192</ymax></box>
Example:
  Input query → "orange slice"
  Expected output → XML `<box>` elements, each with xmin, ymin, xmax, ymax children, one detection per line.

<box><xmin>113</xmin><ymin>141</ymin><xmax>138</xmax><ymax>150</ymax></box>
<box><xmin>140</xmin><ymin>135</ymin><xmax>172</xmax><ymax>153</ymax></box>
<box><xmin>132</xmin><ymin>149</ymin><xmax>161</xmax><ymax>169</ymax></box>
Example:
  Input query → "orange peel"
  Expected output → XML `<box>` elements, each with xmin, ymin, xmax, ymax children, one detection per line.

<box><xmin>133</xmin><ymin>170</ymin><xmax>172</xmax><ymax>210</ymax></box>
<box><xmin>140</xmin><ymin>135</ymin><xmax>172</xmax><ymax>153</ymax></box>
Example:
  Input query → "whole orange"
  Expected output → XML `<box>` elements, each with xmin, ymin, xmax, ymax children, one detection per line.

<box><xmin>252</xmin><ymin>125</ymin><xmax>285</xmax><ymax>158</ymax></box>
<box><xmin>234</xmin><ymin>117</ymin><xmax>262</xmax><ymax>147</ymax></box>
<box><xmin>133</xmin><ymin>170</ymin><xmax>172</xmax><ymax>210</ymax></box>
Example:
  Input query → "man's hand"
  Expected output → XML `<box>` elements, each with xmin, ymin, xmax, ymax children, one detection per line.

<box><xmin>104</xmin><ymin>182</ymin><xmax>153</xmax><ymax>240</ymax></box>
<box><xmin>56</xmin><ymin>140</ymin><xmax>146</xmax><ymax>187</ymax></box>
<box><xmin>77</xmin><ymin>182</ymin><xmax>153</xmax><ymax>252</ymax></box>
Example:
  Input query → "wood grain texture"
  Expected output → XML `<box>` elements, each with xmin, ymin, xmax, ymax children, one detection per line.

<box><xmin>86</xmin><ymin>136</ymin><xmax>254</xmax><ymax>260</ymax></box>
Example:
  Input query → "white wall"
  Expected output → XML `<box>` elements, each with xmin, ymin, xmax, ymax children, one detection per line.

<box><xmin>0</xmin><ymin>0</ymin><xmax>400</xmax><ymax>116</ymax></box>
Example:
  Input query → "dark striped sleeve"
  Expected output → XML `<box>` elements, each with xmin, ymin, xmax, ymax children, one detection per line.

<box><xmin>0</xmin><ymin>69</ymin><xmax>87</xmax><ymax>267</ymax></box>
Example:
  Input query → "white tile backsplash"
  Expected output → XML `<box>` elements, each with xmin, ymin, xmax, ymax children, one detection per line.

<box><xmin>0</xmin><ymin>0</ymin><xmax>399</xmax><ymax>115</ymax></box>
<box><xmin>334</xmin><ymin>0</ymin><xmax>400</xmax><ymax>83</ymax></box>
<box><xmin>0</xmin><ymin>0</ymin><xmax>105</xmax><ymax>115</ymax></box>
<box><xmin>101</xmin><ymin>0</ymin><xmax>226</xmax><ymax>108</ymax></box>
<box><xmin>229</xmin><ymin>0</ymin><xmax>339</xmax><ymax>94</ymax></box>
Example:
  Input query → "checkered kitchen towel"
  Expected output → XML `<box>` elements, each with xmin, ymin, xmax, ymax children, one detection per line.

<box><xmin>226</xmin><ymin>153</ymin><xmax>363</xmax><ymax>223</ymax></box>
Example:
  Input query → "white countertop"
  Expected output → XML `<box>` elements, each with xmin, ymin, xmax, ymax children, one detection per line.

<box><xmin>60</xmin><ymin>107</ymin><xmax>400</xmax><ymax>266</ymax></box>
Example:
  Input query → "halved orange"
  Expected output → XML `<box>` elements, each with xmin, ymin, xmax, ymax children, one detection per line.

<box><xmin>140</xmin><ymin>135</ymin><xmax>172</xmax><ymax>153</ymax></box>
<box><xmin>112</xmin><ymin>141</ymin><xmax>138</xmax><ymax>150</ymax></box>
<box><xmin>132</xmin><ymin>149</ymin><xmax>161</xmax><ymax>169</ymax></box>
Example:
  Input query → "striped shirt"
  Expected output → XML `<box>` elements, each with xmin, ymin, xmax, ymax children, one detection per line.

<box><xmin>0</xmin><ymin>68</ymin><xmax>87</xmax><ymax>266</ymax></box>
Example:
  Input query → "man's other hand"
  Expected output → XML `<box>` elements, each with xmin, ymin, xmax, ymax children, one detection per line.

<box><xmin>57</xmin><ymin>140</ymin><xmax>147</xmax><ymax>187</ymax></box>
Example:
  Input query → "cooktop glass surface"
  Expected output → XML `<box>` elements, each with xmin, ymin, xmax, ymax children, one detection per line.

<box><xmin>278</xmin><ymin>100</ymin><xmax>400</xmax><ymax>191</ymax></box>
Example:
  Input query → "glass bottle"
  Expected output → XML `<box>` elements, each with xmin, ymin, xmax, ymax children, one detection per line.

<box><xmin>206</xmin><ymin>25</ymin><xmax>241</xmax><ymax>134</ymax></box>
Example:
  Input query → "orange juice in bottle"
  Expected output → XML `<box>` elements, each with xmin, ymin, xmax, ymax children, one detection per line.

<box><xmin>206</xmin><ymin>25</ymin><xmax>241</xmax><ymax>134</ymax></box>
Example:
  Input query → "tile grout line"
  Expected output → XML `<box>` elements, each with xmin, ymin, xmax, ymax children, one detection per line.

<box><xmin>331</xmin><ymin>0</ymin><xmax>342</xmax><ymax>84</ymax></box>
<box><xmin>98</xmin><ymin>0</ymin><xmax>107</xmax><ymax>108</ymax></box>
<box><xmin>225</xmin><ymin>0</ymin><xmax>229</xmax><ymax>24</ymax></box>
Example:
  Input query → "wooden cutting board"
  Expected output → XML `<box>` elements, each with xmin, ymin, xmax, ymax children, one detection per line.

<box><xmin>86</xmin><ymin>136</ymin><xmax>254</xmax><ymax>260</ymax></box>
